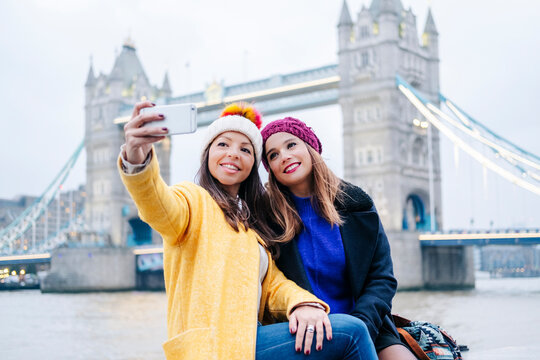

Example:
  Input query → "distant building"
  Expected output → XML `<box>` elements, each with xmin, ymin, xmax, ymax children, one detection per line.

<box><xmin>0</xmin><ymin>197</ymin><xmax>36</xmax><ymax>227</ymax></box>
<box><xmin>0</xmin><ymin>186</ymin><xmax>86</xmax><ymax>251</ymax></box>
<box><xmin>480</xmin><ymin>245</ymin><xmax>540</xmax><ymax>277</ymax></box>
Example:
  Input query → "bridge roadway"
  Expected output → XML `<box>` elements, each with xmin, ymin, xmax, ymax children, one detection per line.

<box><xmin>113</xmin><ymin>64</ymin><xmax>340</xmax><ymax>127</ymax></box>
<box><xmin>2</xmin><ymin>230</ymin><xmax>539</xmax><ymax>269</ymax></box>
<box><xmin>419</xmin><ymin>230</ymin><xmax>540</xmax><ymax>246</ymax></box>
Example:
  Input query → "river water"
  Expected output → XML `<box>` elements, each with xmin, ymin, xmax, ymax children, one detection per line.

<box><xmin>1</xmin><ymin>274</ymin><xmax>539</xmax><ymax>359</ymax></box>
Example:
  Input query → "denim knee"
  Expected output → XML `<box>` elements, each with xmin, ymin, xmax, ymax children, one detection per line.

<box><xmin>328</xmin><ymin>313</ymin><xmax>370</xmax><ymax>339</ymax></box>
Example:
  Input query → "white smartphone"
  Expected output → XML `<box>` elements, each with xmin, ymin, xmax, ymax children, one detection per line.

<box><xmin>140</xmin><ymin>103</ymin><xmax>197</xmax><ymax>136</ymax></box>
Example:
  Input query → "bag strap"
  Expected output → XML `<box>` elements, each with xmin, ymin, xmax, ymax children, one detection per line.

<box><xmin>397</xmin><ymin>328</ymin><xmax>431</xmax><ymax>360</ymax></box>
<box><xmin>392</xmin><ymin>314</ymin><xmax>412</xmax><ymax>328</ymax></box>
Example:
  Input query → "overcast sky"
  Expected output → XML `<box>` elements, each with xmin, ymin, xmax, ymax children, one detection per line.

<box><xmin>1</xmin><ymin>0</ymin><xmax>539</xmax><ymax>229</ymax></box>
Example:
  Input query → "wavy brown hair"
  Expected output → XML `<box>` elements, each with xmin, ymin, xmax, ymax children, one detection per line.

<box><xmin>266</xmin><ymin>145</ymin><xmax>344</xmax><ymax>244</ymax></box>
<box><xmin>196</xmin><ymin>144</ymin><xmax>278</xmax><ymax>256</ymax></box>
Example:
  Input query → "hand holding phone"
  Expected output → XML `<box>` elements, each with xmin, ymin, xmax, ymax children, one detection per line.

<box><xmin>141</xmin><ymin>103</ymin><xmax>197</xmax><ymax>136</ymax></box>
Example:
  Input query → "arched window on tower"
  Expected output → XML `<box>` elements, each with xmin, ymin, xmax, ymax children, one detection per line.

<box><xmin>376</xmin><ymin>148</ymin><xmax>383</xmax><ymax>163</ymax></box>
<box><xmin>356</xmin><ymin>51</ymin><xmax>370</xmax><ymax>68</ymax></box>
<box><xmin>361</xmin><ymin>52</ymin><xmax>369</xmax><ymax>67</ymax></box>
<box><xmin>354</xmin><ymin>108</ymin><xmax>364</xmax><ymax>123</ymax></box>
<box><xmin>92</xmin><ymin>107</ymin><xmax>104</xmax><ymax>130</ymax></box>
<box><xmin>400</xmin><ymin>141</ymin><xmax>408</xmax><ymax>163</ymax></box>
<box><xmin>403</xmin><ymin>194</ymin><xmax>427</xmax><ymax>231</ymax></box>
<box><xmin>366</xmin><ymin>149</ymin><xmax>374</xmax><ymax>164</ymax></box>
<box><xmin>360</xmin><ymin>25</ymin><xmax>370</xmax><ymax>38</ymax></box>
<box><xmin>412</xmin><ymin>137</ymin><xmax>423</xmax><ymax>165</ymax></box>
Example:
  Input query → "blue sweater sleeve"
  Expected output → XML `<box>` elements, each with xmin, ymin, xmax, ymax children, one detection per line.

<box><xmin>348</xmin><ymin>206</ymin><xmax>398</xmax><ymax>341</ymax></box>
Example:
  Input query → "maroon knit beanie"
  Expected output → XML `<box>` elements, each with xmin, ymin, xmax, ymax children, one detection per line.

<box><xmin>261</xmin><ymin>117</ymin><xmax>322</xmax><ymax>170</ymax></box>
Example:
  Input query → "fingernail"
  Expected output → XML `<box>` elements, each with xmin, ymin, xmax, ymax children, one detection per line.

<box><xmin>162</xmin><ymin>127</ymin><xmax>168</xmax><ymax>131</ymax></box>
<box><xmin>296</xmin><ymin>347</ymin><xmax>300</xmax><ymax>352</ymax></box>
<box><xmin>291</xmin><ymin>327</ymin><xmax>296</xmax><ymax>333</ymax></box>
<box><xmin>329</xmin><ymin>336</ymin><xmax>332</xmax><ymax>341</ymax></box>
<box><xmin>305</xmin><ymin>350</ymin><xmax>310</xmax><ymax>355</ymax></box>
<box><xmin>151</xmin><ymin>102</ymin><xmax>156</xmax><ymax>106</ymax></box>
<box><xmin>158</xmin><ymin>114</ymin><xmax>165</xmax><ymax>118</ymax></box>
<box><xmin>317</xmin><ymin>346</ymin><xmax>322</xmax><ymax>351</ymax></box>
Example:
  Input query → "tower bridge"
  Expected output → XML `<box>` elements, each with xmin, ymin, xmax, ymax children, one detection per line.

<box><xmin>1</xmin><ymin>0</ymin><xmax>540</xmax><ymax>291</ymax></box>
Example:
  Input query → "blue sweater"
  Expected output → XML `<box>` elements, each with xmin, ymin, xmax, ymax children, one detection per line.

<box><xmin>292</xmin><ymin>194</ymin><xmax>354</xmax><ymax>314</ymax></box>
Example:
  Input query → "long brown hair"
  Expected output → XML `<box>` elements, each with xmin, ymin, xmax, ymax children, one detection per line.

<box><xmin>196</xmin><ymin>144</ymin><xmax>278</xmax><ymax>255</ymax></box>
<box><xmin>266</xmin><ymin>145</ymin><xmax>344</xmax><ymax>244</ymax></box>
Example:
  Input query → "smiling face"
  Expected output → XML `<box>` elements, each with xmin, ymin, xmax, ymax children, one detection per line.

<box><xmin>265</xmin><ymin>132</ymin><xmax>313</xmax><ymax>197</ymax></box>
<box><xmin>208</xmin><ymin>131</ymin><xmax>255</xmax><ymax>197</ymax></box>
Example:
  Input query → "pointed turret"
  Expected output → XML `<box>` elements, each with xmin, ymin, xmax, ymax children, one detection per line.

<box><xmin>85</xmin><ymin>57</ymin><xmax>96</xmax><ymax>87</ymax></box>
<box><xmin>422</xmin><ymin>7</ymin><xmax>440</xmax><ymax>94</ymax></box>
<box><xmin>424</xmin><ymin>8</ymin><xmax>438</xmax><ymax>35</ymax></box>
<box><xmin>161</xmin><ymin>72</ymin><xmax>172</xmax><ymax>97</ymax></box>
<box><xmin>338</xmin><ymin>0</ymin><xmax>353</xmax><ymax>27</ymax></box>
<box><xmin>338</xmin><ymin>0</ymin><xmax>354</xmax><ymax>51</ymax></box>
<box><xmin>337</xmin><ymin>0</ymin><xmax>355</xmax><ymax>87</ymax></box>
<box><xmin>84</xmin><ymin>57</ymin><xmax>96</xmax><ymax>104</ymax></box>
<box><xmin>422</xmin><ymin>8</ymin><xmax>439</xmax><ymax>54</ymax></box>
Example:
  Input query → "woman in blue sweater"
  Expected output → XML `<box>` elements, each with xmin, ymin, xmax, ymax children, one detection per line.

<box><xmin>261</xmin><ymin>117</ymin><xmax>417</xmax><ymax>360</ymax></box>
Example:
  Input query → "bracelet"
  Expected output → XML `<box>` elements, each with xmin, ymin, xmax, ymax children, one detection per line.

<box><xmin>293</xmin><ymin>302</ymin><xmax>326</xmax><ymax>312</ymax></box>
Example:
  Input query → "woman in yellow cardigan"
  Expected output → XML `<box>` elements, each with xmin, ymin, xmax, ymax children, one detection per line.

<box><xmin>118</xmin><ymin>102</ymin><xmax>377</xmax><ymax>360</ymax></box>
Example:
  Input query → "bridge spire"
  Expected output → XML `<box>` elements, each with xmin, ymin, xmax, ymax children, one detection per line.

<box><xmin>422</xmin><ymin>8</ymin><xmax>439</xmax><ymax>55</ymax></box>
<box><xmin>424</xmin><ymin>7</ymin><xmax>438</xmax><ymax>35</ymax></box>
<box><xmin>337</xmin><ymin>0</ymin><xmax>354</xmax><ymax>56</ymax></box>
<box><xmin>338</xmin><ymin>0</ymin><xmax>353</xmax><ymax>27</ymax></box>
<box><xmin>161</xmin><ymin>71</ymin><xmax>172</xmax><ymax>97</ymax></box>
<box><xmin>85</xmin><ymin>56</ymin><xmax>95</xmax><ymax>87</ymax></box>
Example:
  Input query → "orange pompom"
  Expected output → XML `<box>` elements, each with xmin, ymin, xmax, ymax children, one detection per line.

<box><xmin>220</xmin><ymin>102</ymin><xmax>262</xmax><ymax>129</ymax></box>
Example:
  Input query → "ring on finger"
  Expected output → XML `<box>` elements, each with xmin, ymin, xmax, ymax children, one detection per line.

<box><xmin>306</xmin><ymin>325</ymin><xmax>315</xmax><ymax>333</ymax></box>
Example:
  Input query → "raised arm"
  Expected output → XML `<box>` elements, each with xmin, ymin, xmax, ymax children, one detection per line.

<box><xmin>118</xmin><ymin>102</ymin><xmax>193</xmax><ymax>246</ymax></box>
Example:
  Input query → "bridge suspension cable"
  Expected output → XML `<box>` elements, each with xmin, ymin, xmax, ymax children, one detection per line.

<box><xmin>426</xmin><ymin>103</ymin><xmax>540</xmax><ymax>184</ymax></box>
<box><xmin>442</xmin><ymin>95</ymin><xmax>540</xmax><ymax>167</ymax></box>
<box><xmin>396</xmin><ymin>75</ymin><xmax>540</xmax><ymax>196</ymax></box>
<box><xmin>0</xmin><ymin>140</ymin><xmax>85</xmax><ymax>254</ymax></box>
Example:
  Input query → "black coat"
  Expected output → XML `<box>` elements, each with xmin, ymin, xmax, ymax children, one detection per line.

<box><xmin>276</xmin><ymin>181</ymin><xmax>399</xmax><ymax>342</ymax></box>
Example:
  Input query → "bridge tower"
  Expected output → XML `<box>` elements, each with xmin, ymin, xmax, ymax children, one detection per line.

<box><xmin>338</xmin><ymin>1</ymin><xmax>474</xmax><ymax>288</ymax></box>
<box><xmin>84</xmin><ymin>39</ymin><xmax>171</xmax><ymax>247</ymax></box>
<box><xmin>338</xmin><ymin>0</ymin><xmax>442</xmax><ymax>232</ymax></box>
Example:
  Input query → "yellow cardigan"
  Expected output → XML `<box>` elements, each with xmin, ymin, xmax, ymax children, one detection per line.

<box><xmin>118</xmin><ymin>153</ymin><xmax>328</xmax><ymax>360</ymax></box>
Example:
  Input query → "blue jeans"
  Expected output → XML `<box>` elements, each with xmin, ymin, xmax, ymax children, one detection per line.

<box><xmin>256</xmin><ymin>313</ymin><xmax>378</xmax><ymax>360</ymax></box>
